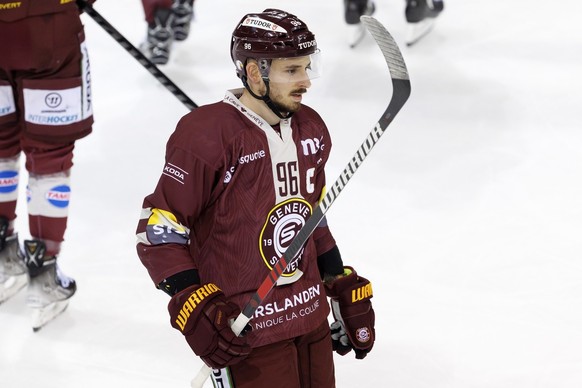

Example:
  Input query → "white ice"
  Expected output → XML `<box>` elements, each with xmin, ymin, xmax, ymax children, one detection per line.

<box><xmin>1</xmin><ymin>0</ymin><xmax>581</xmax><ymax>387</ymax></box>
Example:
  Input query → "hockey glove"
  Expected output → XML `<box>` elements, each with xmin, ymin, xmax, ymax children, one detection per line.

<box><xmin>326</xmin><ymin>267</ymin><xmax>375</xmax><ymax>359</ymax></box>
<box><xmin>168</xmin><ymin>283</ymin><xmax>251</xmax><ymax>369</ymax></box>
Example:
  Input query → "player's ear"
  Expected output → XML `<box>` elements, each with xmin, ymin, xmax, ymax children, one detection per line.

<box><xmin>245</xmin><ymin>60</ymin><xmax>263</xmax><ymax>85</ymax></box>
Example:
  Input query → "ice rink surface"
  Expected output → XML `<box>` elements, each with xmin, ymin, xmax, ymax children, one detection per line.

<box><xmin>1</xmin><ymin>1</ymin><xmax>581</xmax><ymax>387</ymax></box>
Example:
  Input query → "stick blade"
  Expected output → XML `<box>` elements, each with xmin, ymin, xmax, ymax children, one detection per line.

<box><xmin>360</xmin><ymin>16</ymin><xmax>410</xmax><ymax>82</ymax></box>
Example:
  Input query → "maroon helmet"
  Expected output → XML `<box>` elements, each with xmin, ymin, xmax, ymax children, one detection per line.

<box><xmin>231</xmin><ymin>9</ymin><xmax>319</xmax><ymax>80</ymax></box>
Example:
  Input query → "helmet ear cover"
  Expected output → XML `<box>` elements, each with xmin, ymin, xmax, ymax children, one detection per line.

<box><xmin>257</xmin><ymin>59</ymin><xmax>271</xmax><ymax>79</ymax></box>
<box><xmin>239</xmin><ymin>59</ymin><xmax>273</xmax><ymax>108</ymax></box>
<box><xmin>238</xmin><ymin>58</ymin><xmax>270</xmax><ymax>82</ymax></box>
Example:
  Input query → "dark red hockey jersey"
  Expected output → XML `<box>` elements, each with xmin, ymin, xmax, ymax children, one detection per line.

<box><xmin>136</xmin><ymin>89</ymin><xmax>338</xmax><ymax>347</ymax></box>
<box><xmin>0</xmin><ymin>0</ymin><xmax>82</xmax><ymax>21</ymax></box>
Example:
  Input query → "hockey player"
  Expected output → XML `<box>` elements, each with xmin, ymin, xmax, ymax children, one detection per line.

<box><xmin>140</xmin><ymin>0</ymin><xmax>195</xmax><ymax>65</ymax></box>
<box><xmin>343</xmin><ymin>0</ymin><xmax>377</xmax><ymax>47</ymax></box>
<box><xmin>344</xmin><ymin>0</ymin><xmax>376</xmax><ymax>25</ymax></box>
<box><xmin>405</xmin><ymin>0</ymin><xmax>444</xmax><ymax>46</ymax></box>
<box><xmin>343</xmin><ymin>0</ymin><xmax>444</xmax><ymax>47</ymax></box>
<box><xmin>136</xmin><ymin>9</ymin><xmax>376</xmax><ymax>388</ymax></box>
<box><xmin>0</xmin><ymin>0</ymin><xmax>95</xmax><ymax>330</ymax></box>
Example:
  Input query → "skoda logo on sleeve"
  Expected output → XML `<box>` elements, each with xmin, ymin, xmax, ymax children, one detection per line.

<box><xmin>259</xmin><ymin>198</ymin><xmax>312</xmax><ymax>278</ymax></box>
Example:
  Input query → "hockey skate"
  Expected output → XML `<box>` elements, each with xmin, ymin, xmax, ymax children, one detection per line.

<box><xmin>23</xmin><ymin>240</ymin><xmax>76</xmax><ymax>332</ymax></box>
<box><xmin>171</xmin><ymin>0</ymin><xmax>194</xmax><ymax>41</ymax></box>
<box><xmin>140</xmin><ymin>7</ymin><xmax>175</xmax><ymax>65</ymax></box>
<box><xmin>344</xmin><ymin>0</ymin><xmax>376</xmax><ymax>48</ymax></box>
<box><xmin>0</xmin><ymin>220</ymin><xmax>27</xmax><ymax>304</ymax></box>
<box><xmin>405</xmin><ymin>0</ymin><xmax>444</xmax><ymax>46</ymax></box>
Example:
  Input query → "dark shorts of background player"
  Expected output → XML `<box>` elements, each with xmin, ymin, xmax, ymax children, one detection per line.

<box><xmin>0</xmin><ymin>8</ymin><xmax>93</xmax><ymax>171</ymax></box>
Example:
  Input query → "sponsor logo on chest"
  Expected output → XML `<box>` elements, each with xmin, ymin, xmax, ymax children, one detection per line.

<box><xmin>239</xmin><ymin>149</ymin><xmax>266</xmax><ymax>165</ymax></box>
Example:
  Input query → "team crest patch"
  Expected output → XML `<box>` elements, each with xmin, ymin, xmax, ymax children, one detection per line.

<box><xmin>356</xmin><ymin>327</ymin><xmax>371</xmax><ymax>343</ymax></box>
<box><xmin>259</xmin><ymin>198</ymin><xmax>312</xmax><ymax>277</ymax></box>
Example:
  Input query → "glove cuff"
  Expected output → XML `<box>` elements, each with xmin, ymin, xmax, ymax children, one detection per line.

<box><xmin>325</xmin><ymin>266</ymin><xmax>373</xmax><ymax>302</ymax></box>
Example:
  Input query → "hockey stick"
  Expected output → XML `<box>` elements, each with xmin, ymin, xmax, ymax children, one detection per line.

<box><xmin>80</xmin><ymin>4</ymin><xmax>198</xmax><ymax>110</ymax></box>
<box><xmin>191</xmin><ymin>15</ymin><xmax>410</xmax><ymax>387</ymax></box>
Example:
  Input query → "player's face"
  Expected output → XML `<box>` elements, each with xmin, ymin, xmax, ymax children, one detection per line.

<box><xmin>267</xmin><ymin>56</ymin><xmax>313</xmax><ymax>113</ymax></box>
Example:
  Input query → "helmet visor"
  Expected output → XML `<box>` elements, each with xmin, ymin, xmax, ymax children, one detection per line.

<box><xmin>266</xmin><ymin>50</ymin><xmax>322</xmax><ymax>84</ymax></box>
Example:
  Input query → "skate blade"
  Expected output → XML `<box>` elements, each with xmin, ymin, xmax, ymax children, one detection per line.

<box><xmin>406</xmin><ymin>19</ymin><xmax>436</xmax><ymax>46</ymax></box>
<box><xmin>0</xmin><ymin>273</ymin><xmax>27</xmax><ymax>304</ymax></box>
<box><xmin>347</xmin><ymin>24</ymin><xmax>367</xmax><ymax>48</ymax></box>
<box><xmin>31</xmin><ymin>300</ymin><xmax>70</xmax><ymax>332</ymax></box>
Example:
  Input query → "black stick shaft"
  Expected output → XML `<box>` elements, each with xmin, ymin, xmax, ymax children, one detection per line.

<box><xmin>83</xmin><ymin>5</ymin><xmax>198</xmax><ymax>110</ymax></box>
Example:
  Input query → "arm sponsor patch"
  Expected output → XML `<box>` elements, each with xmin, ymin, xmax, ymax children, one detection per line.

<box><xmin>146</xmin><ymin>208</ymin><xmax>189</xmax><ymax>245</ymax></box>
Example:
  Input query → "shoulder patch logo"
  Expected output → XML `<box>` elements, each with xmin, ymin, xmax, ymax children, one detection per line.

<box><xmin>163</xmin><ymin>162</ymin><xmax>188</xmax><ymax>184</ymax></box>
<box><xmin>146</xmin><ymin>208</ymin><xmax>189</xmax><ymax>245</ymax></box>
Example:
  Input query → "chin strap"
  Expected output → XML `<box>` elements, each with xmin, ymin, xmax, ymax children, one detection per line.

<box><xmin>241</xmin><ymin>76</ymin><xmax>293</xmax><ymax>120</ymax></box>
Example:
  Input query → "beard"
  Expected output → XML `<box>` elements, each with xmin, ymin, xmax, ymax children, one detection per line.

<box><xmin>269</xmin><ymin>87</ymin><xmax>307</xmax><ymax>114</ymax></box>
